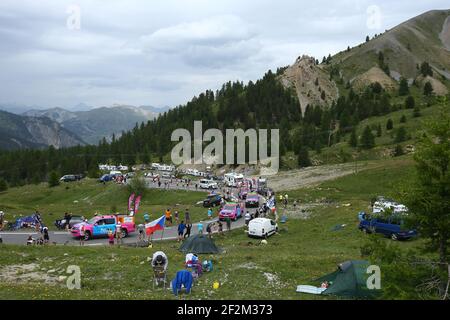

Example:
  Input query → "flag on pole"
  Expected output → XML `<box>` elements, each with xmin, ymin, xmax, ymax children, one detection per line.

<box><xmin>128</xmin><ymin>193</ymin><xmax>135</xmax><ymax>211</ymax></box>
<box><xmin>145</xmin><ymin>215</ymin><xmax>166</xmax><ymax>236</ymax></box>
<box><xmin>134</xmin><ymin>195</ymin><xmax>142</xmax><ymax>214</ymax></box>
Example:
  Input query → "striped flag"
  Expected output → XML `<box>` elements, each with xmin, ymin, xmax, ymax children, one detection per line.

<box><xmin>145</xmin><ymin>215</ymin><xmax>166</xmax><ymax>236</ymax></box>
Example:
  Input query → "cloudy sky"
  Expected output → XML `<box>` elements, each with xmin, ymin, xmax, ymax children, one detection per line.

<box><xmin>0</xmin><ymin>0</ymin><xmax>448</xmax><ymax>110</ymax></box>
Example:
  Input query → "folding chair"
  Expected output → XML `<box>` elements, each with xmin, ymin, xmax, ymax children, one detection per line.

<box><xmin>152</xmin><ymin>265</ymin><xmax>167</xmax><ymax>289</ymax></box>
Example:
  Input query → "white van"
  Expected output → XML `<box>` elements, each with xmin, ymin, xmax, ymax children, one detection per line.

<box><xmin>248</xmin><ymin>218</ymin><xmax>278</xmax><ymax>238</ymax></box>
<box><xmin>199</xmin><ymin>179</ymin><xmax>218</xmax><ymax>189</ymax></box>
<box><xmin>224</xmin><ymin>173</ymin><xmax>244</xmax><ymax>187</ymax></box>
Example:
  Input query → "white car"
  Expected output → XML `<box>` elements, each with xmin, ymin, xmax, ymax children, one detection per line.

<box><xmin>199</xmin><ymin>179</ymin><xmax>218</xmax><ymax>189</ymax></box>
<box><xmin>248</xmin><ymin>218</ymin><xmax>278</xmax><ymax>238</ymax></box>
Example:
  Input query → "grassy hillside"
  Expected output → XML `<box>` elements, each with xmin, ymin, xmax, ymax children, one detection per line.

<box><xmin>0</xmin><ymin>179</ymin><xmax>208</xmax><ymax>228</ymax></box>
<box><xmin>306</xmin><ymin>95</ymin><xmax>448</xmax><ymax>165</ymax></box>
<box><xmin>0</xmin><ymin>157</ymin><xmax>431</xmax><ymax>299</ymax></box>
<box><xmin>329</xmin><ymin>10</ymin><xmax>450</xmax><ymax>81</ymax></box>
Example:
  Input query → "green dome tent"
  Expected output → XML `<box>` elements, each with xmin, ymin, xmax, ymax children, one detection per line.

<box><xmin>316</xmin><ymin>260</ymin><xmax>381</xmax><ymax>298</ymax></box>
<box><xmin>179</xmin><ymin>234</ymin><xmax>220</xmax><ymax>254</ymax></box>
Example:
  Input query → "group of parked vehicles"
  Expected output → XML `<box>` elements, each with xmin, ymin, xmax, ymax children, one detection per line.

<box><xmin>358</xmin><ymin>196</ymin><xmax>417</xmax><ymax>241</ymax></box>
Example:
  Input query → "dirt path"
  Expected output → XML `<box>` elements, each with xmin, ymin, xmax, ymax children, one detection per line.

<box><xmin>266</xmin><ymin>162</ymin><xmax>366</xmax><ymax>191</ymax></box>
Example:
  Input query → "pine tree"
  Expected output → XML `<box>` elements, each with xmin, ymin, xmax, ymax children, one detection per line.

<box><xmin>376</xmin><ymin>124</ymin><xmax>382</xmax><ymax>137</ymax></box>
<box><xmin>0</xmin><ymin>178</ymin><xmax>8</xmax><ymax>192</ymax></box>
<box><xmin>297</xmin><ymin>147</ymin><xmax>312</xmax><ymax>168</ymax></box>
<box><xmin>48</xmin><ymin>171</ymin><xmax>60</xmax><ymax>188</ymax></box>
<box><xmin>349</xmin><ymin>128</ymin><xmax>358</xmax><ymax>148</ymax></box>
<box><xmin>398</xmin><ymin>78</ymin><xmax>409</xmax><ymax>96</ymax></box>
<box><xmin>420</xmin><ymin>62</ymin><xmax>433</xmax><ymax>77</ymax></box>
<box><xmin>405</xmin><ymin>96</ymin><xmax>415</xmax><ymax>109</ymax></box>
<box><xmin>413</xmin><ymin>106</ymin><xmax>421</xmax><ymax>118</ymax></box>
<box><xmin>402</xmin><ymin>111</ymin><xmax>450</xmax><ymax>281</ymax></box>
<box><xmin>423</xmin><ymin>82</ymin><xmax>433</xmax><ymax>96</ymax></box>
<box><xmin>360</xmin><ymin>126</ymin><xmax>375</xmax><ymax>149</ymax></box>
<box><xmin>394</xmin><ymin>126</ymin><xmax>407</xmax><ymax>143</ymax></box>
<box><xmin>366</xmin><ymin>35</ymin><xmax>370</xmax><ymax>42</ymax></box>
<box><xmin>400</xmin><ymin>115</ymin><xmax>407</xmax><ymax>123</ymax></box>
<box><xmin>386</xmin><ymin>119</ymin><xmax>394</xmax><ymax>130</ymax></box>
<box><xmin>393</xmin><ymin>144</ymin><xmax>404</xmax><ymax>157</ymax></box>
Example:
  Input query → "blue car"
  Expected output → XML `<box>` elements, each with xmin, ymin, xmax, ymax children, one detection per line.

<box><xmin>359</xmin><ymin>215</ymin><xmax>417</xmax><ymax>240</ymax></box>
<box><xmin>99</xmin><ymin>174</ymin><xmax>113</xmax><ymax>182</ymax></box>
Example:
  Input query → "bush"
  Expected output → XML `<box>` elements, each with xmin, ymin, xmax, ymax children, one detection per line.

<box><xmin>400</xmin><ymin>115</ymin><xmax>407</xmax><ymax>123</ymax></box>
<box><xmin>360</xmin><ymin>126</ymin><xmax>375</xmax><ymax>149</ymax></box>
<box><xmin>297</xmin><ymin>147</ymin><xmax>311</xmax><ymax>168</ymax></box>
<box><xmin>0</xmin><ymin>178</ymin><xmax>8</xmax><ymax>192</ymax></box>
<box><xmin>126</xmin><ymin>175</ymin><xmax>147</xmax><ymax>196</ymax></box>
<box><xmin>394</xmin><ymin>127</ymin><xmax>407</xmax><ymax>143</ymax></box>
<box><xmin>48</xmin><ymin>171</ymin><xmax>60</xmax><ymax>188</ymax></box>
<box><xmin>393</xmin><ymin>144</ymin><xmax>404</xmax><ymax>157</ymax></box>
<box><xmin>386</xmin><ymin>119</ymin><xmax>394</xmax><ymax>130</ymax></box>
<box><xmin>405</xmin><ymin>96</ymin><xmax>415</xmax><ymax>109</ymax></box>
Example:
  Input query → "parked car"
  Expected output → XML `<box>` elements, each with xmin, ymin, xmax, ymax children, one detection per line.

<box><xmin>74</xmin><ymin>174</ymin><xmax>84</xmax><ymax>180</ymax></box>
<box><xmin>359</xmin><ymin>215</ymin><xmax>417</xmax><ymax>240</ymax></box>
<box><xmin>202</xmin><ymin>194</ymin><xmax>222</xmax><ymax>207</ymax></box>
<box><xmin>125</xmin><ymin>172</ymin><xmax>135</xmax><ymax>179</ymax></box>
<box><xmin>60</xmin><ymin>175</ymin><xmax>77</xmax><ymax>182</ymax></box>
<box><xmin>54</xmin><ymin>215</ymin><xmax>84</xmax><ymax>230</ymax></box>
<box><xmin>71</xmin><ymin>215</ymin><xmax>135</xmax><ymax>240</ymax></box>
<box><xmin>245</xmin><ymin>193</ymin><xmax>260</xmax><ymax>208</ymax></box>
<box><xmin>239</xmin><ymin>188</ymin><xmax>250</xmax><ymax>200</ymax></box>
<box><xmin>99</xmin><ymin>174</ymin><xmax>113</xmax><ymax>182</ymax></box>
<box><xmin>199</xmin><ymin>179</ymin><xmax>218</xmax><ymax>189</ymax></box>
<box><xmin>219</xmin><ymin>203</ymin><xmax>242</xmax><ymax>221</ymax></box>
<box><xmin>248</xmin><ymin>218</ymin><xmax>278</xmax><ymax>238</ymax></box>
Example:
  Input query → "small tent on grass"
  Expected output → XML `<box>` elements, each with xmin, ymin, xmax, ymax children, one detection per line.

<box><xmin>179</xmin><ymin>234</ymin><xmax>220</xmax><ymax>254</ymax></box>
<box><xmin>297</xmin><ymin>260</ymin><xmax>381</xmax><ymax>299</ymax></box>
<box><xmin>317</xmin><ymin>260</ymin><xmax>380</xmax><ymax>298</ymax></box>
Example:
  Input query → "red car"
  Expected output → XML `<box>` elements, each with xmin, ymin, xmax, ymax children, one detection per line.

<box><xmin>219</xmin><ymin>203</ymin><xmax>242</xmax><ymax>221</ymax></box>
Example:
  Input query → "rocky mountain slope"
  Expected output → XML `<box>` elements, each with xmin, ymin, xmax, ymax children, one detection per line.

<box><xmin>0</xmin><ymin>110</ymin><xmax>85</xmax><ymax>150</ymax></box>
<box><xmin>281</xmin><ymin>9</ymin><xmax>450</xmax><ymax>107</ymax></box>
<box><xmin>23</xmin><ymin>105</ymin><xmax>165</xmax><ymax>145</ymax></box>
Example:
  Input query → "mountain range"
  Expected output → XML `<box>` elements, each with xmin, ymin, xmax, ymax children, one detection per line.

<box><xmin>281</xmin><ymin>9</ymin><xmax>450</xmax><ymax>109</ymax></box>
<box><xmin>0</xmin><ymin>110</ymin><xmax>85</xmax><ymax>150</ymax></box>
<box><xmin>23</xmin><ymin>105</ymin><xmax>167</xmax><ymax>145</ymax></box>
<box><xmin>1</xmin><ymin>9</ymin><xmax>449</xmax><ymax>151</ymax></box>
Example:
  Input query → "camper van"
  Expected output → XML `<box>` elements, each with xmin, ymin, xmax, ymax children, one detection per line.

<box><xmin>199</xmin><ymin>179</ymin><xmax>218</xmax><ymax>189</ymax></box>
<box><xmin>224</xmin><ymin>173</ymin><xmax>244</xmax><ymax>187</ymax></box>
<box><xmin>248</xmin><ymin>218</ymin><xmax>278</xmax><ymax>238</ymax></box>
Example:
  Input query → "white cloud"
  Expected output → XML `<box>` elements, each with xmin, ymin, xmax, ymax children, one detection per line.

<box><xmin>0</xmin><ymin>0</ymin><xmax>448</xmax><ymax>109</ymax></box>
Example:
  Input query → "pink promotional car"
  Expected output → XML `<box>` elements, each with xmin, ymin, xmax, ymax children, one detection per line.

<box><xmin>71</xmin><ymin>215</ymin><xmax>135</xmax><ymax>240</ymax></box>
<box><xmin>219</xmin><ymin>203</ymin><xmax>242</xmax><ymax>221</ymax></box>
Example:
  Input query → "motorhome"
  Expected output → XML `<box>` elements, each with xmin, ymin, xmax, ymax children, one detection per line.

<box><xmin>224</xmin><ymin>173</ymin><xmax>244</xmax><ymax>187</ymax></box>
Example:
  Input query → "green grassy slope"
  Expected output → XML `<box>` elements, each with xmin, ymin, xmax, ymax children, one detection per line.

<box><xmin>0</xmin><ymin>158</ymin><xmax>428</xmax><ymax>299</ymax></box>
<box><xmin>0</xmin><ymin>179</ymin><xmax>208</xmax><ymax>228</ymax></box>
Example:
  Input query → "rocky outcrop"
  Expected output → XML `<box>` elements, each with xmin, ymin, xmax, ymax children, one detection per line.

<box><xmin>280</xmin><ymin>55</ymin><xmax>339</xmax><ymax>112</ymax></box>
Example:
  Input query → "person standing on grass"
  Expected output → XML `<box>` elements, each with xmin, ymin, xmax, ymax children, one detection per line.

<box><xmin>43</xmin><ymin>226</ymin><xmax>50</xmax><ymax>244</ymax></box>
<box><xmin>293</xmin><ymin>199</ymin><xmax>297</xmax><ymax>211</ymax></box>
<box><xmin>165</xmin><ymin>208</ymin><xmax>172</xmax><ymax>226</ymax></box>
<box><xmin>184</xmin><ymin>223</ymin><xmax>192</xmax><ymax>239</ymax></box>
<box><xmin>197</xmin><ymin>222</ymin><xmax>204</xmax><ymax>234</ymax></box>
<box><xmin>177</xmin><ymin>221</ymin><xmax>186</xmax><ymax>242</ymax></box>
<box><xmin>79</xmin><ymin>224</ymin><xmax>85</xmax><ymax>246</ymax></box>
<box><xmin>218</xmin><ymin>221</ymin><xmax>223</xmax><ymax>236</ymax></box>
<box><xmin>245</xmin><ymin>211</ymin><xmax>251</xmax><ymax>226</ymax></box>
<box><xmin>206</xmin><ymin>223</ymin><xmax>212</xmax><ymax>238</ymax></box>
<box><xmin>225</xmin><ymin>216</ymin><xmax>231</xmax><ymax>232</ymax></box>
<box><xmin>108</xmin><ymin>229</ymin><xmax>115</xmax><ymax>246</ymax></box>
<box><xmin>115</xmin><ymin>222</ymin><xmax>122</xmax><ymax>245</ymax></box>
<box><xmin>184</xmin><ymin>208</ymin><xmax>191</xmax><ymax>225</ymax></box>
<box><xmin>207</xmin><ymin>208</ymin><xmax>213</xmax><ymax>220</ymax></box>
<box><xmin>174</xmin><ymin>210</ymin><xmax>179</xmax><ymax>224</ymax></box>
